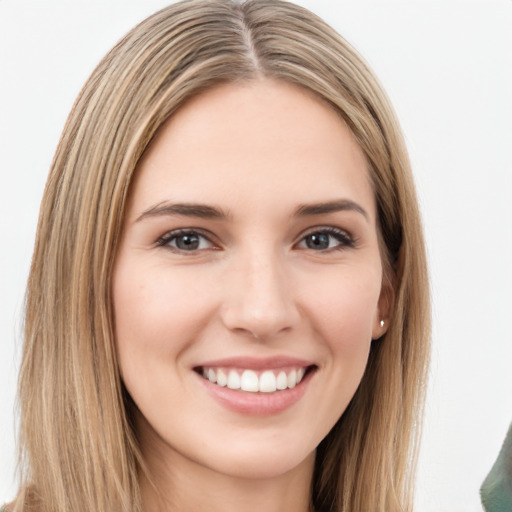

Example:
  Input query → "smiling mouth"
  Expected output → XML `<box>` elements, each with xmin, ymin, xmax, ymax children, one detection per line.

<box><xmin>195</xmin><ymin>366</ymin><xmax>316</xmax><ymax>393</ymax></box>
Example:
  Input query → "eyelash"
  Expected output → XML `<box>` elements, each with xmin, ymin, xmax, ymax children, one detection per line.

<box><xmin>156</xmin><ymin>226</ymin><xmax>355</xmax><ymax>253</ymax></box>
<box><xmin>156</xmin><ymin>228</ymin><xmax>216</xmax><ymax>251</ymax></box>
<box><xmin>297</xmin><ymin>227</ymin><xmax>355</xmax><ymax>251</ymax></box>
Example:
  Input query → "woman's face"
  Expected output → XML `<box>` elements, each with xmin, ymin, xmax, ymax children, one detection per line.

<box><xmin>113</xmin><ymin>79</ymin><xmax>388</xmax><ymax>481</ymax></box>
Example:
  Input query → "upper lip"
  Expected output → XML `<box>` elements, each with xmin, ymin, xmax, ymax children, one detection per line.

<box><xmin>195</xmin><ymin>356</ymin><xmax>315</xmax><ymax>370</ymax></box>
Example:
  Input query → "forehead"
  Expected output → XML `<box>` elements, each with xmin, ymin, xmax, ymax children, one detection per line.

<box><xmin>129</xmin><ymin>79</ymin><xmax>375</xmax><ymax>221</ymax></box>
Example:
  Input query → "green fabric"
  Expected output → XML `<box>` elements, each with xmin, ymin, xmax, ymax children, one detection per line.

<box><xmin>481</xmin><ymin>423</ymin><xmax>512</xmax><ymax>512</ymax></box>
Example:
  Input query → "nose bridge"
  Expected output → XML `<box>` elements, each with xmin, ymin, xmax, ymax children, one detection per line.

<box><xmin>221</xmin><ymin>242</ymin><xmax>299</xmax><ymax>338</ymax></box>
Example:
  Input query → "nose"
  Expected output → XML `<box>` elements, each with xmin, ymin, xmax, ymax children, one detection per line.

<box><xmin>220</xmin><ymin>249</ymin><xmax>300</xmax><ymax>340</ymax></box>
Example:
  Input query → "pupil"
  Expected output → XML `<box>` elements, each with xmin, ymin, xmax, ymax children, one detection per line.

<box><xmin>176</xmin><ymin>234</ymin><xmax>199</xmax><ymax>250</ymax></box>
<box><xmin>307</xmin><ymin>233</ymin><xmax>329</xmax><ymax>250</ymax></box>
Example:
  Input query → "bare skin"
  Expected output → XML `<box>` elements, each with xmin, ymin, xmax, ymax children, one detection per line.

<box><xmin>113</xmin><ymin>79</ymin><xmax>389</xmax><ymax>512</ymax></box>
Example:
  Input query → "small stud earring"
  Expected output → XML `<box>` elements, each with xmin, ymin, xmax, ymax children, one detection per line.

<box><xmin>380</xmin><ymin>320</ymin><xmax>385</xmax><ymax>328</ymax></box>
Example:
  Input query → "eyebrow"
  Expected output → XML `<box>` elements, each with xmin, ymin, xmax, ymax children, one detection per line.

<box><xmin>136</xmin><ymin>202</ymin><xmax>230</xmax><ymax>222</ymax></box>
<box><xmin>136</xmin><ymin>198</ymin><xmax>368</xmax><ymax>223</ymax></box>
<box><xmin>294</xmin><ymin>199</ymin><xmax>369</xmax><ymax>221</ymax></box>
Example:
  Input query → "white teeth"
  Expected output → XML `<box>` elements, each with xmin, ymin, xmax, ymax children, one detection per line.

<box><xmin>287</xmin><ymin>369</ymin><xmax>297</xmax><ymax>389</ymax></box>
<box><xmin>240</xmin><ymin>370</ymin><xmax>259</xmax><ymax>392</ymax></box>
<box><xmin>259</xmin><ymin>371</ymin><xmax>277</xmax><ymax>393</ymax></box>
<box><xmin>276</xmin><ymin>371</ymin><xmax>288</xmax><ymax>390</ymax></box>
<box><xmin>202</xmin><ymin>366</ymin><xmax>309</xmax><ymax>393</ymax></box>
<box><xmin>216</xmin><ymin>369</ymin><xmax>227</xmax><ymax>387</ymax></box>
<box><xmin>227</xmin><ymin>370</ymin><xmax>241</xmax><ymax>390</ymax></box>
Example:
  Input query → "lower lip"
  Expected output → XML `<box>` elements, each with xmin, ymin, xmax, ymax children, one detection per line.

<box><xmin>196</xmin><ymin>370</ymin><xmax>314</xmax><ymax>416</ymax></box>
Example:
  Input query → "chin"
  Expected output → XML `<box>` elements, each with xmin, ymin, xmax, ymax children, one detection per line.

<box><xmin>199</xmin><ymin>446</ymin><xmax>316</xmax><ymax>481</ymax></box>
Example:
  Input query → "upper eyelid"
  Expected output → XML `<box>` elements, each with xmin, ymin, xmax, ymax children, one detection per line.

<box><xmin>298</xmin><ymin>225</ymin><xmax>354</xmax><ymax>240</ymax></box>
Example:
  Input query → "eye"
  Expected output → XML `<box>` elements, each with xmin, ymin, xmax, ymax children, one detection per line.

<box><xmin>297</xmin><ymin>227</ymin><xmax>354</xmax><ymax>251</ymax></box>
<box><xmin>156</xmin><ymin>229</ymin><xmax>216</xmax><ymax>252</ymax></box>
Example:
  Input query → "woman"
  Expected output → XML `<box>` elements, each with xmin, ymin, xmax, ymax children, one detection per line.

<box><xmin>7</xmin><ymin>1</ymin><xmax>430</xmax><ymax>511</ymax></box>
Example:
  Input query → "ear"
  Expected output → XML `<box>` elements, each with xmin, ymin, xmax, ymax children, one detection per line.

<box><xmin>372</xmin><ymin>275</ymin><xmax>394</xmax><ymax>340</ymax></box>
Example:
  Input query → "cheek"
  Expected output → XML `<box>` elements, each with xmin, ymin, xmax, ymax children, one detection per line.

<box><xmin>112</xmin><ymin>260</ymin><xmax>216</xmax><ymax>376</ymax></box>
<box><xmin>288</xmin><ymin>266</ymin><xmax>382</xmax><ymax>440</ymax></box>
<box><xmin>300</xmin><ymin>265</ymin><xmax>382</xmax><ymax>352</ymax></box>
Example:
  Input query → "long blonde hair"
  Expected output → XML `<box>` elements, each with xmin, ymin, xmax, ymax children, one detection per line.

<box><xmin>15</xmin><ymin>1</ymin><xmax>430</xmax><ymax>511</ymax></box>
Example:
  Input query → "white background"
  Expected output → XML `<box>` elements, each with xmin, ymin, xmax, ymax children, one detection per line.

<box><xmin>1</xmin><ymin>1</ymin><xmax>511</xmax><ymax>511</ymax></box>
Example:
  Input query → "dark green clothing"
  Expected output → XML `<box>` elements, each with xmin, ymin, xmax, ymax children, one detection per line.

<box><xmin>481</xmin><ymin>423</ymin><xmax>512</xmax><ymax>512</ymax></box>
